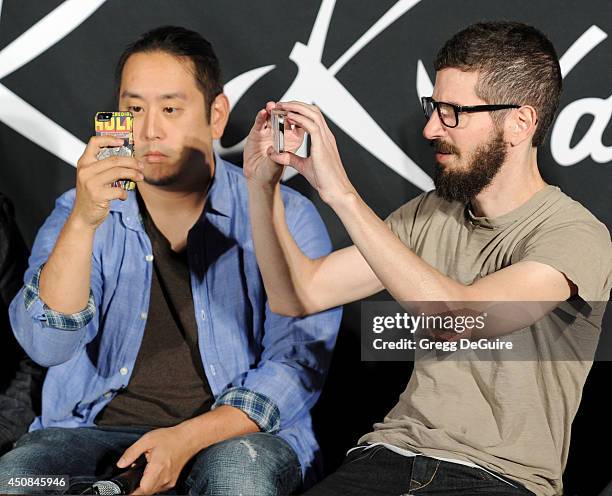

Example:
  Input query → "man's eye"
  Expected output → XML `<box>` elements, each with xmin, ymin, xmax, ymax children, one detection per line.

<box><xmin>163</xmin><ymin>107</ymin><xmax>179</xmax><ymax>114</ymax></box>
<box><xmin>127</xmin><ymin>106</ymin><xmax>143</xmax><ymax>113</ymax></box>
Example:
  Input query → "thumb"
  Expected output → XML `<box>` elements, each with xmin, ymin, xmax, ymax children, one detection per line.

<box><xmin>117</xmin><ymin>438</ymin><xmax>148</xmax><ymax>468</ymax></box>
<box><xmin>267</xmin><ymin>148</ymin><xmax>307</xmax><ymax>174</ymax></box>
<box><xmin>251</xmin><ymin>108</ymin><xmax>268</xmax><ymax>133</ymax></box>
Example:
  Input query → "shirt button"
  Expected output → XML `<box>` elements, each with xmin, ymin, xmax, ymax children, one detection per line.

<box><xmin>145</xmin><ymin>254</ymin><xmax>154</xmax><ymax>262</ymax></box>
<box><xmin>103</xmin><ymin>392</ymin><xmax>112</xmax><ymax>399</ymax></box>
<box><xmin>120</xmin><ymin>367</ymin><xmax>128</xmax><ymax>376</ymax></box>
<box><xmin>210</xmin><ymin>364</ymin><xmax>216</xmax><ymax>376</ymax></box>
<box><xmin>140</xmin><ymin>312</ymin><xmax>147</xmax><ymax>320</ymax></box>
<box><xmin>200</xmin><ymin>310</ymin><xmax>207</xmax><ymax>321</ymax></box>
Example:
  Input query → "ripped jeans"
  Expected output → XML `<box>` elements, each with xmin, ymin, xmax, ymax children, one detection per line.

<box><xmin>0</xmin><ymin>426</ymin><xmax>302</xmax><ymax>495</ymax></box>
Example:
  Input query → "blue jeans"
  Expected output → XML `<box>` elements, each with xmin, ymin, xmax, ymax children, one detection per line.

<box><xmin>0</xmin><ymin>426</ymin><xmax>302</xmax><ymax>495</ymax></box>
<box><xmin>304</xmin><ymin>445</ymin><xmax>535</xmax><ymax>495</ymax></box>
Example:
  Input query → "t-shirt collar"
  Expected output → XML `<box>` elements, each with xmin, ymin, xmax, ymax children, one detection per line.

<box><xmin>466</xmin><ymin>185</ymin><xmax>559</xmax><ymax>229</ymax></box>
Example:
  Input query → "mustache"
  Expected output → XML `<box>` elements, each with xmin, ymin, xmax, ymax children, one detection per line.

<box><xmin>430</xmin><ymin>139</ymin><xmax>459</xmax><ymax>155</ymax></box>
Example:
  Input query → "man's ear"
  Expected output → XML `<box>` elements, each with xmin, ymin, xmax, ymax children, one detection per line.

<box><xmin>210</xmin><ymin>93</ymin><xmax>230</xmax><ymax>140</ymax></box>
<box><xmin>507</xmin><ymin>105</ymin><xmax>538</xmax><ymax>146</ymax></box>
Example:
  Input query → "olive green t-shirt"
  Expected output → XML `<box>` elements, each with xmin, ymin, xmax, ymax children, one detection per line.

<box><xmin>359</xmin><ymin>186</ymin><xmax>612</xmax><ymax>496</ymax></box>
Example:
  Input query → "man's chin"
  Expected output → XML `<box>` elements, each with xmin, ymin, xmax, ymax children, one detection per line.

<box><xmin>435</xmin><ymin>155</ymin><xmax>468</xmax><ymax>171</ymax></box>
<box><xmin>143</xmin><ymin>173</ymin><xmax>181</xmax><ymax>187</ymax></box>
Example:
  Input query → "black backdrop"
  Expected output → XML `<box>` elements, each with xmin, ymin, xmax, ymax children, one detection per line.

<box><xmin>0</xmin><ymin>1</ymin><xmax>610</xmax><ymax>494</ymax></box>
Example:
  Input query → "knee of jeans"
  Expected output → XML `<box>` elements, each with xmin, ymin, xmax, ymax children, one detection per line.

<box><xmin>0</xmin><ymin>452</ymin><xmax>42</xmax><ymax>493</ymax></box>
<box><xmin>186</xmin><ymin>436</ymin><xmax>290</xmax><ymax>496</ymax></box>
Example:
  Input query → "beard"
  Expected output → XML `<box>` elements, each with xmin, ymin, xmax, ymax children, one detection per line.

<box><xmin>432</xmin><ymin>129</ymin><xmax>507</xmax><ymax>204</ymax></box>
<box><xmin>144</xmin><ymin>169</ymin><xmax>182</xmax><ymax>187</ymax></box>
<box><xmin>136</xmin><ymin>145</ymin><xmax>182</xmax><ymax>186</ymax></box>
<box><xmin>139</xmin><ymin>146</ymin><xmax>211</xmax><ymax>189</ymax></box>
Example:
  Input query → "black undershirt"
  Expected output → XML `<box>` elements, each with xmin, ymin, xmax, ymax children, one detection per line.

<box><xmin>96</xmin><ymin>194</ymin><xmax>213</xmax><ymax>428</ymax></box>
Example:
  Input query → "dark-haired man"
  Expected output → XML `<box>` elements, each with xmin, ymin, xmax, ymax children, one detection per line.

<box><xmin>245</xmin><ymin>21</ymin><xmax>611</xmax><ymax>495</ymax></box>
<box><xmin>2</xmin><ymin>26</ymin><xmax>341</xmax><ymax>495</ymax></box>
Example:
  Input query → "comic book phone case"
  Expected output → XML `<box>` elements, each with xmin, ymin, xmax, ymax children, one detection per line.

<box><xmin>95</xmin><ymin>111</ymin><xmax>135</xmax><ymax>190</ymax></box>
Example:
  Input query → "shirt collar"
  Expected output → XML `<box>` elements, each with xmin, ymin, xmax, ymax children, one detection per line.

<box><xmin>205</xmin><ymin>151</ymin><xmax>232</xmax><ymax>218</ymax></box>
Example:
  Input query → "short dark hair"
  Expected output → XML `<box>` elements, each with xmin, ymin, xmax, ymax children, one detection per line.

<box><xmin>434</xmin><ymin>21</ymin><xmax>562</xmax><ymax>147</ymax></box>
<box><xmin>115</xmin><ymin>26</ymin><xmax>223</xmax><ymax>120</ymax></box>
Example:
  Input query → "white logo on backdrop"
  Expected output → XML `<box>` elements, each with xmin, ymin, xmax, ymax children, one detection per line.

<box><xmin>550</xmin><ymin>26</ymin><xmax>611</xmax><ymax>166</ymax></box>
<box><xmin>217</xmin><ymin>0</ymin><xmax>433</xmax><ymax>189</ymax></box>
<box><xmin>0</xmin><ymin>0</ymin><xmax>608</xmax><ymax>191</ymax></box>
<box><xmin>0</xmin><ymin>0</ymin><xmax>106</xmax><ymax>166</ymax></box>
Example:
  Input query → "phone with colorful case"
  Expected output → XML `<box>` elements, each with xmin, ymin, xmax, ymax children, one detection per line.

<box><xmin>94</xmin><ymin>111</ymin><xmax>136</xmax><ymax>190</ymax></box>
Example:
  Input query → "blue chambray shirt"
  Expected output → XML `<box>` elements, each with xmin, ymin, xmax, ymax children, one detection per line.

<box><xmin>9</xmin><ymin>156</ymin><xmax>342</xmax><ymax>485</ymax></box>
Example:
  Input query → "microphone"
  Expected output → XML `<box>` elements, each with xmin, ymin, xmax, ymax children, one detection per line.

<box><xmin>80</xmin><ymin>455</ymin><xmax>147</xmax><ymax>495</ymax></box>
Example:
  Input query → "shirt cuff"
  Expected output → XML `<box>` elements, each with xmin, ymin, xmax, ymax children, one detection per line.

<box><xmin>213</xmin><ymin>387</ymin><xmax>281</xmax><ymax>433</ymax></box>
<box><xmin>23</xmin><ymin>265</ymin><xmax>96</xmax><ymax>331</ymax></box>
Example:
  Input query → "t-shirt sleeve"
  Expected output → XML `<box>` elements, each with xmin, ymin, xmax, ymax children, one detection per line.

<box><xmin>517</xmin><ymin>215</ymin><xmax>612</xmax><ymax>302</ymax></box>
<box><xmin>384</xmin><ymin>193</ymin><xmax>428</xmax><ymax>248</ymax></box>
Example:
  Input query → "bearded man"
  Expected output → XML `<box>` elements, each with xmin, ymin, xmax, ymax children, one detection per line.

<box><xmin>244</xmin><ymin>21</ymin><xmax>612</xmax><ymax>495</ymax></box>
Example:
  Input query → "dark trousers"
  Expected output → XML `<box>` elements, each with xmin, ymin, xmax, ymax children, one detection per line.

<box><xmin>304</xmin><ymin>445</ymin><xmax>535</xmax><ymax>495</ymax></box>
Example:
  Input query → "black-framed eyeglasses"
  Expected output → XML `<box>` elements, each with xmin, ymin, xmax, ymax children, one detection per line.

<box><xmin>421</xmin><ymin>96</ymin><xmax>520</xmax><ymax>128</ymax></box>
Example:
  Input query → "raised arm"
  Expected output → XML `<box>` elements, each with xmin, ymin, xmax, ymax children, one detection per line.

<box><xmin>260</xmin><ymin>102</ymin><xmax>580</xmax><ymax>325</ymax></box>
<box><xmin>244</xmin><ymin>104</ymin><xmax>383</xmax><ymax>316</ymax></box>
<box><xmin>10</xmin><ymin>136</ymin><xmax>144</xmax><ymax>366</ymax></box>
<box><xmin>39</xmin><ymin>136</ymin><xmax>143</xmax><ymax>313</ymax></box>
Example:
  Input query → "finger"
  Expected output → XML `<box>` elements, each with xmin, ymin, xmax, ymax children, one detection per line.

<box><xmin>82</xmin><ymin>136</ymin><xmax>126</xmax><ymax>163</ymax></box>
<box><xmin>137</xmin><ymin>462</ymin><xmax>162</xmax><ymax>495</ymax></box>
<box><xmin>100</xmin><ymin>186</ymin><xmax>129</xmax><ymax>202</ymax></box>
<box><xmin>264</xmin><ymin>146</ymin><xmax>287</xmax><ymax>168</ymax></box>
<box><xmin>92</xmin><ymin>167</ymin><xmax>144</xmax><ymax>188</ymax></box>
<box><xmin>283</xmin><ymin>124</ymin><xmax>307</xmax><ymax>152</ymax></box>
<box><xmin>102</xmin><ymin>186</ymin><xmax>130</xmax><ymax>203</ymax></box>
<box><xmin>91</xmin><ymin>155</ymin><xmax>143</xmax><ymax>172</ymax></box>
<box><xmin>277</xmin><ymin>101</ymin><xmax>323</xmax><ymax>123</ymax></box>
<box><xmin>287</xmin><ymin>124</ymin><xmax>306</xmax><ymax>140</ymax></box>
<box><xmin>268</xmin><ymin>148</ymin><xmax>307</xmax><ymax>173</ymax></box>
<box><xmin>280</xmin><ymin>102</ymin><xmax>331</xmax><ymax>137</ymax></box>
<box><xmin>117</xmin><ymin>438</ymin><xmax>149</xmax><ymax>468</ymax></box>
<box><xmin>265</xmin><ymin>101</ymin><xmax>277</xmax><ymax>114</ymax></box>
<box><xmin>251</xmin><ymin>108</ymin><xmax>269</xmax><ymax>133</ymax></box>
<box><xmin>81</xmin><ymin>157</ymin><xmax>143</xmax><ymax>183</ymax></box>
<box><xmin>285</xmin><ymin>112</ymin><xmax>319</xmax><ymax>137</ymax></box>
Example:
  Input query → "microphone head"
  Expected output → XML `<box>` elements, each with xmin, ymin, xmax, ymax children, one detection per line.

<box><xmin>91</xmin><ymin>480</ymin><xmax>123</xmax><ymax>495</ymax></box>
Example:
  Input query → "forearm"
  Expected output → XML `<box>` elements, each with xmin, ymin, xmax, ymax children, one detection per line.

<box><xmin>247</xmin><ymin>180</ymin><xmax>319</xmax><ymax>315</ymax></box>
<box><xmin>175</xmin><ymin>405</ymin><xmax>259</xmax><ymax>456</ymax></box>
<box><xmin>330</xmin><ymin>192</ymin><xmax>466</xmax><ymax>302</ymax></box>
<box><xmin>39</xmin><ymin>215</ymin><xmax>96</xmax><ymax>313</ymax></box>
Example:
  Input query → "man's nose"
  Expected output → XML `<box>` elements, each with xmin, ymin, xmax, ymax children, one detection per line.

<box><xmin>140</xmin><ymin>110</ymin><xmax>164</xmax><ymax>141</ymax></box>
<box><xmin>422</xmin><ymin>111</ymin><xmax>447</xmax><ymax>141</ymax></box>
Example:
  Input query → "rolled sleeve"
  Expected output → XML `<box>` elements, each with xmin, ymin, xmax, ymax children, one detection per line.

<box><xmin>213</xmin><ymin>386</ymin><xmax>281</xmax><ymax>433</ymax></box>
<box><xmin>223</xmin><ymin>189</ymin><xmax>342</xmax><ymax>431</ymax></box>
<box><xmin>23</xmin><ymin>265</ymin><xmax>96</xmax><ymax>331</ymax></box>
<box><xmin>9</xmin><ymin>189</ymin><xmax>102</xmax><ymax>367</ymax></box>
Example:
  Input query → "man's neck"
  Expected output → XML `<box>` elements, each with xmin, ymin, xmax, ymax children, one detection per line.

<box><xmin>139</xmin><ymin>183</ymin><xmax>209</xmax><ymax>218</ymax></box>
<box><xmin>470</xmin><ymin>147</ymin><xmax>547</xmax><ymax>219</ymax></box>
<box><xmin>138</xmin><ymin>159</ymin><xmax>214</xmax><ymax>251</ymax></box>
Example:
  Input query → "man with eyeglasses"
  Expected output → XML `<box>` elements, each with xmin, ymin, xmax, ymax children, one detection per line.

<box><xmin>244</xmin><ymin>21</ymin><xmax>611</xmax><ymax>495</ymax></box>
